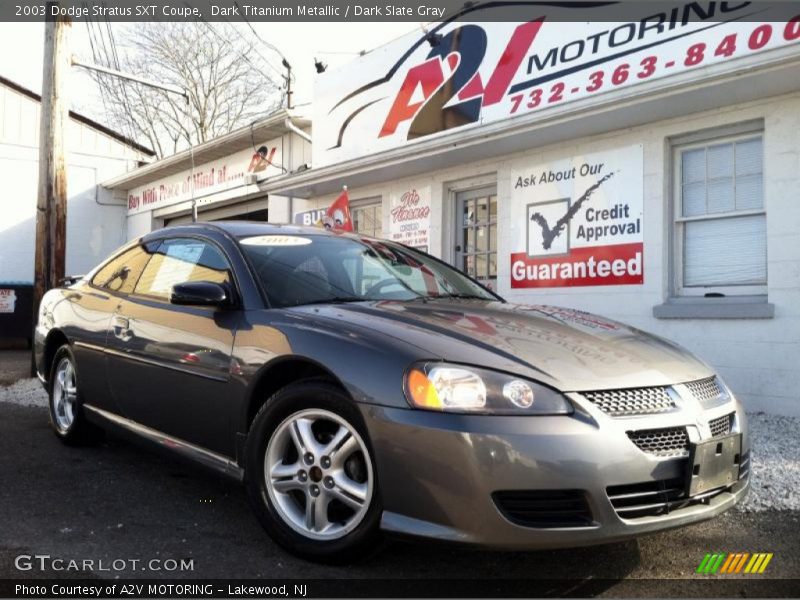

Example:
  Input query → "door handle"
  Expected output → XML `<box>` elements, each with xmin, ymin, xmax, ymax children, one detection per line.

<box><xmin>112</xmin><ymin>316</ymin><xmax>133</xmax><ymax>341</ymax></box>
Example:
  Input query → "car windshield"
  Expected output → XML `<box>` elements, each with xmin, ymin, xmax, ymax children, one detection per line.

<box><xmin>239</xmin><ymin>233</ymin><xmax>498</xmax><ymax>308</ymax></box>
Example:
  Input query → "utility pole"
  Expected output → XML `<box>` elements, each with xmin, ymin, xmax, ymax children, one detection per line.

<box><xmin>282</xmin><ymin>58</ymin><xmax>293</xmax><ymax>109</ymax></box>
<box><xmin>33</xmin><ymin>6</ymin><xmax>71</xmax><ymax>329</ymax></box>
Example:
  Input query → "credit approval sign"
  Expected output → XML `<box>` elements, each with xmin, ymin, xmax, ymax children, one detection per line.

<box><xmin>509</xmin><ymin>144</ymin><xmax>644</xmax><ymax>288</ymax></box>
<box><xmin>313</xmin><ymin>4</ymin><xmax>800</xmax><ymax>167</ymax></box>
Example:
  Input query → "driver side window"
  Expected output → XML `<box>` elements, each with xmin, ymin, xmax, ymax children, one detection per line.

<box><xmin>134</xmin><ymin>238</ymin><xmax>232</xmax><ymax>300</ymax></box>
<box><xmin>91</xmin><ymin>246</ymin><xmax>153</xmax><ymax>294</ymax></box>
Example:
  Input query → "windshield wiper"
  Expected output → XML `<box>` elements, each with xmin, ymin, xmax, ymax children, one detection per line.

<box><xmin>429</xmin><ymin>293</ymin><xmax>490</xmax><ymax>300</ymax></box>
<box><xmin>294</xmin><ymin>297</ymin><xmax>377</xmax><ymax>307</ymax></box>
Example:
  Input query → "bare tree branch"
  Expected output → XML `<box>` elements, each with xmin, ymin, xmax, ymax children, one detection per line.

<box><xmin>90</xmin><ymin>22</ymin><xmax>282</xmax><ymax>158</ymax></box>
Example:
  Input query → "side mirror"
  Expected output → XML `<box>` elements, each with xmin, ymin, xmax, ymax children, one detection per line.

<box><xmin>170</xmin><ymin>281</ymin><xmax>229</xmax><ymax>307</ymax></box>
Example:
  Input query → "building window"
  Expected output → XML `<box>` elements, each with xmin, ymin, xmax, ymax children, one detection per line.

<box><xmin>351</xmin><ymin>198</ymin><xmax>383</xmax><ymax>238</ymax></box>
<box><xmin>673</xmin><ymin>130</ymin><xmax>765</xmax><ymax>296</ymax></box>
<box><xmin>456</xmin><ymin>186</ymin><xmax>497</xmax><ymax>285</ymax></box>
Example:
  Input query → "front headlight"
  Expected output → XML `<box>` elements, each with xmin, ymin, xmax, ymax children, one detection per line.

<box><xmin>404</xmin><ymin>362</ymin><xmax>573</xmax><ymax>415</ymax></box>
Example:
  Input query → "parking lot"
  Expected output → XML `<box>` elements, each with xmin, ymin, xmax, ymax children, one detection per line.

<box><xmin>1</xmin><ymin>351</ymin><xmax>799</xmax><ymax>597</ymax></box>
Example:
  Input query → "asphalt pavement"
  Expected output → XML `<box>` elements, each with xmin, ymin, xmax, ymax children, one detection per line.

<box><xmin>1</xmin><ymin>390</ymin><xmax>799</xmax><ymax>596</ymax></box>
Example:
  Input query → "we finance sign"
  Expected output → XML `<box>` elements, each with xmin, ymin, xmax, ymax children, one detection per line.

<box><xmin>314</xmin><ymin>3</ymin><xmax>800</xmax><ymax>166</ymax></box>
<box><xmin>509</xmin><ymin>145</ymin><xmax>644</xmax><ymax>289</ymax></box>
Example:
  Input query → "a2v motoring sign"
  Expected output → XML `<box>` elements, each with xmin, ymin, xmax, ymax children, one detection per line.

<box><xmin>510</xmin><ymin>144</ymin><xmax>644</xmax><ymax>288</ymax></box>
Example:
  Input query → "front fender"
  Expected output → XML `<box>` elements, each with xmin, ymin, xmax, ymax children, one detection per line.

<box><xmin>230</xmin><ymin>309</ymin><xmax>429</xmax><ymax>431</ymax></box>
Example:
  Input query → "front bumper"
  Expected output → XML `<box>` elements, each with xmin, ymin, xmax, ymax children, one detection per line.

<box><xmin>360</xmin><ymin>395</ymin><xmax>750</xmax><ymax>549</ymax></box>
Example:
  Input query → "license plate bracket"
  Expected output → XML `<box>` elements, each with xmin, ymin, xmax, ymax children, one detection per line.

<box><xmin>686</xmin><ymin>433</ymin><xmax>742</xmax><ymax>496</ymax></box>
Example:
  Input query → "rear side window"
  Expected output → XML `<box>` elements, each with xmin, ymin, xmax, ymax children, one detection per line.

<box><xmin>134</xmin><ymin>238</ymin><xmax>232</xmax><ymax>299</ymax></box>
<box><xmin>91</xmin><ymin>246</ymin><xmax>153</xmax><ymax>294</ymax></box>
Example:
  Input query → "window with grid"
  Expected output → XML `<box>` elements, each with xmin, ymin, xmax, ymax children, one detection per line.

<box><xmin>351</xmin><ymin>198</ymin><xmax>383</xmax><ymax>238</ymax></box>
<box><xmin>674</xmin><ymin>130</ymin><xmax>766</xmax><ymax>296</ymax></box>
<box><xmin>457</xmin><ymin>187</ymin><xmax>497</xmax><ymax>285</ymax></box>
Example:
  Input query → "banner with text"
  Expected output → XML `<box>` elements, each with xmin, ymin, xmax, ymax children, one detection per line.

<box><xmin>314</xmin><ymin>5</ymin><xmax>800</xmax><ymax>167</ymax></box>
<box><xmin>126</xmin><ymin>141</ymin><xmax>282</xmax><ymax>215</ymax></box>
<box><xmin>510</xmin><ymin>144</ymin><xmax>644</xmax><ymax>288</ymax></box>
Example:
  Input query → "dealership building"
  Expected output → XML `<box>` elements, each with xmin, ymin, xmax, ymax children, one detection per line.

<box><xmin>104</xmin><ymin>8</ymin><xmax>800</xmax><ymax>416</ymax></box>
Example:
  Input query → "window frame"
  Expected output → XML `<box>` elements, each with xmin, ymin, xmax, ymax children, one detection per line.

<box><xmin>671</xmin><ymin>123</ymin><xmax>767</xmax><ymax>298</ymax></box>
<box><xmin>350</xmin><ymin>196</ymin><xmax>384</xmax><ymax>239</ymax></box>
<box><xmin>454</xmin><ymin>184</ymin><xmax>498</xmax><ymax>286</ymax></box>
<box><xmin>129</xmin><ymin>235</ymin><xmax>241</xmax><ymax>306</ymax></box>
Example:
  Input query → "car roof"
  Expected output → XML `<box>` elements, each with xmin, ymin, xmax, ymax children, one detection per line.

<box><xmin>141</xmin><ymin>221</ymin><xmax>361</xmax><ymax>243</ymax></box>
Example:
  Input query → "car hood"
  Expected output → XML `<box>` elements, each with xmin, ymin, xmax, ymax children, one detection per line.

<box><xmin>292</xmin><ymin>300</ymin><xmax>713</xmax><ymax>392</ymax></box>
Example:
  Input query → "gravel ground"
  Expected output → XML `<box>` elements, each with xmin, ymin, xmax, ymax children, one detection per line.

<box><xmin>0</xmin><ymin>378</ymin><xmax>46</xmax><ymax>408</ymax></box>
<box><xmin>0</xmin><ymin>349</ymin><xmax>30</xmax><ymax>385</ymax></box>
<box><xmin>740</xmin><ymin>412</ymin><xmax>800</xmax><ymax>512</ymax></box>
<box><xmin>1</xmin><ymin>377</ymin><xmax>797</xmax><ymax>513</ymax></box>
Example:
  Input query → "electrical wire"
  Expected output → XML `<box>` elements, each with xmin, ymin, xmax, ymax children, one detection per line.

<box><xmin>101</xmin><ymin>5</ymin><xmax>140</xmax><ymax>148</ymax></box>
<box><xmin>232</xmin><ymin>0</ymin><xmax>294</xmax><ymax>81</ymax></box>
<box><xmin>183</xmin><ymin>0</ymin><xmax>283</xmax><ymax>84</ymax></box>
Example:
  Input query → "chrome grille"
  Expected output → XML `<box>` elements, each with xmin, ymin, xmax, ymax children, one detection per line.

<box><xmin>607</xmin><ymin>478</ymin><xmax>731</xmax><ymax>519</ymax></box>
<box><xmin>709</xmin><ymin>412</ymin><xmax>734</xmax><ymax>438</ymax></box>
<box><xmin>627</xmin><ymin>427</ymin><xmax>689</xmax><ymax>457</ymax></box>
<box><xmin>685</xmin><ymin>376</ymin><xmax>728</xmax><ymax>408</ymax></box>
<box><xmin>583</xmin><ymin>386</ymin><xmax>675</xmax><ymax>416</ymax></box>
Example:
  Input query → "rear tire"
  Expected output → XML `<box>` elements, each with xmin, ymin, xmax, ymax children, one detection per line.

<box><xmin>244</xmin><ymin>380</ymin><xmax>382</xmax><ymax>563</ymax></box>
<box><xmin>48</xmin><ymin>344</ymin><xmax>104</xmax><ymax>446</ymax></box>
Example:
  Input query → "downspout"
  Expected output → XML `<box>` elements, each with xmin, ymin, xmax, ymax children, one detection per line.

<box><xmin>284</xmin><ymin>117</ymin><xmax>310</xmax><ymax>223</ymax></box>
<box><xmin>284</xmin><ymin>118</ymin><xmax>311</xmax><ymax>143</ymax></box>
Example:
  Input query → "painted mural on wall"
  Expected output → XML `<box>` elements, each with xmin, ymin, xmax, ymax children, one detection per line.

<box><xmin>509</xmin><ymin>144</ymin><xmax>644</xmax><ymax>288</ymax></box>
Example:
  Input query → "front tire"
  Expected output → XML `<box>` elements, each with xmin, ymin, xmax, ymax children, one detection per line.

<box><xmin>244</xmin><ymin>380</ymin><xmax>382</xmax><ymax>563</ymax></box>
<box><xmin>48</xmin><ymin>344</ymin><xmax>104</xmax><ymax>446</ymax></box>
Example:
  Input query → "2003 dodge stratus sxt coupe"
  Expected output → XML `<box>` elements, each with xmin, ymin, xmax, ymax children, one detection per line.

<box><xmin>35</xmin><ymin>222</ymin><xmax>749</xmax><ymax>562</ymax></box>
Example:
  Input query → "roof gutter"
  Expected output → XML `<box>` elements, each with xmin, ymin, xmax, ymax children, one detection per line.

<box><xmin>284</xmin><ymin>118</ymin><xmax>311</xmax><ymax>143</ymax></box>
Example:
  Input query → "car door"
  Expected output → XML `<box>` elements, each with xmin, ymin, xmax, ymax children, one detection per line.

<box><xmin>68</xmin><ymin>244</ymin><xmax>154</xmax><ymax>415</ymax></box>
<box><xmin>105</xmin><ymin>236</ymin><xmax>240</xmax><ymax>456</ymax></box>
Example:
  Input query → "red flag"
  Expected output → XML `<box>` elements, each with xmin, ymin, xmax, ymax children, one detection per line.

<box><xmin>321</xmin><ymin>188</ymin><xmax>353</xmax><ymax>232</ymax></box>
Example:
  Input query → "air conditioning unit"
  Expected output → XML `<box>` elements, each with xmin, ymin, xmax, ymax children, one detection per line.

<box><xmin>244</xmin><ymin>173</ymin><xmax>258</xmax><ymax>185</ymax></box>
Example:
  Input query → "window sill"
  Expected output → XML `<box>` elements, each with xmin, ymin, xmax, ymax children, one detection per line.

<box><xmin>653</xmin><ymin>296</ymin><xmax>774</xmax><ymax>320</ymax></box>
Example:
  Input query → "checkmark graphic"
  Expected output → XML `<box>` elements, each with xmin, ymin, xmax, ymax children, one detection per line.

<box><xmin>530</xmin><ymin>172</ymin><xmax>615</xmax><ymax>250</ymax></box>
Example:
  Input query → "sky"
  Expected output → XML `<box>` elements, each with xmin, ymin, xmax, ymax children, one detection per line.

<box><xmin>0</xmin><ymin>20</ymin><xmax>415</xmax><ymax>124</ymax></box>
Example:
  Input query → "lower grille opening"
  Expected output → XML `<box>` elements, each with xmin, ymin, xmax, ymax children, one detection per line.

<box><xmin>607</xmin><ymin>477</ymin><xmax>732</xmax><ymax>519</ymax></box>
<box><xmin>492</xmin><ymin>490</ymin><xmax>593</xmax><ymax>528</ymax></box>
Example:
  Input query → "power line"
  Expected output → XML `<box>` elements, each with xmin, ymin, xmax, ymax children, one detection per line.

<box><xmin>83</xmin><ymin>1</ymin><xmax>140</xmax><ymax>147</ymax></box>
<box><xmin>102</xmin><ymin>6</ymin><xmax>139</xmax><ymax>146</ymax></box>
<box><xmin>192</xmin><ymin>17</ymin><xmax>285</xmax><ymax>106</ymax></box>
<box><xmin>232</xmin><ymin>0</ymin><xmax>294</xmax><ymax>81</ymax></box>
<box><xmin>180</xmin><ymin>0</ymin><xmax>283</xmax><ymax>83</ymax></box>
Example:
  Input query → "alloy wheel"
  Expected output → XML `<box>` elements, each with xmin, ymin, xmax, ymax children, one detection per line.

<box><xmin>52</xmin><ymin>357</ymin><xmax>77</xmax><ymax>432</ymax></box>
<box><xmin>264</xmin><ymin>408</ymin><xmax>373</xmax><ymax>540</ymax></box>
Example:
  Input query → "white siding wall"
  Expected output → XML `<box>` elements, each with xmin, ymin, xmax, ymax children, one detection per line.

<box><xmin>0</xmin><ymin>82</ymin><xmax>147</xmax><ymax>283</ymax></box>
<box><xmin>303</xmin><ymin>92</ymin><xmax>800</xmax><ymax>416</ymax></box>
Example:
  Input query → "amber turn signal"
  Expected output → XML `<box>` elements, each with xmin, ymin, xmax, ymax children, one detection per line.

<box><xmin>406</xmin><ymin>368</ymin><xmax>442</xmax><ymax>409</ymax></box>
